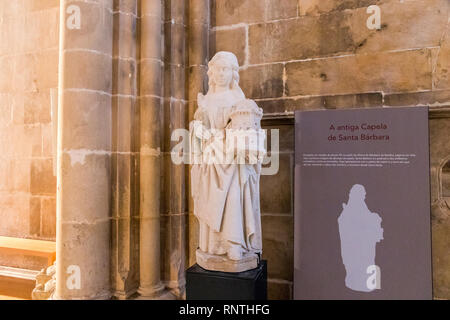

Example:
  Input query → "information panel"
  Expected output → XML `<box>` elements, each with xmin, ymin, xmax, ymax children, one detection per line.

<box><xmin>294</xmin><ymin>106</ymin><xmax>432</xmax><ymax>299</ymax></box>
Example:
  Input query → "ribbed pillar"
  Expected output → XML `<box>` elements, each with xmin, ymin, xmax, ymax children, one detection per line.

<box><xmin>161</xmin><ymin>0</ymin><xmax>188</xmax><ymax>298</ymax></box>
<box><xmin>56</xmin><ymin>0</ymin><xmax>113</xmax><ymax>299</ymax></box>
<box><xmin>111</xmin><ymin>0</ymin><xmax>139</xmax><ymax>299</ymax></box>
<box><xmin>138</xmin><ymin>0</ymin><xmax>166</xmax><ymax>298</ymax></box>
<box><xmin>187</xmin><ymin>0</ymin><xmax>210</xmax><ymax>266</ymax></box>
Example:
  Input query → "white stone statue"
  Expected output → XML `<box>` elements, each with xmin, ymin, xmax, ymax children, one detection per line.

<box><xmin>190</xmin><ymin>51</ymin><xmax>266</xmax><ymax>272</ymax></box>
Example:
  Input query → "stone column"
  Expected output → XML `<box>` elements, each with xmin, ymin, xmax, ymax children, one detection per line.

<box><xmin>187</xmin><ymin>0</ymin><xmax>210</xmax><ymax>266</ymax></box>
<box><xmin>161</xmin><ymin>0</ymin><xmax>188</xmax><ymax>298</ymax></box>
<box><xmin>138</xmin><ymin>0</ymin><xmax>167</xmax><ymax>298</ymax></box>
<box><xmin>111</xmin><ymin>0</ymin><xmax>140</xmax><ymax>299</ymax></box>
<box><xmin>55</xmin><ymin>0</ymin><xmax>113</xmax><ymax>299</ymax></box>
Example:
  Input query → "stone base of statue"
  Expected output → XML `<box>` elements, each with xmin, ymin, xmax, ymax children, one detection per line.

<box><xmin>186</xmin><ymin>260</ymin><xmax>267</xmax><ymax>300</ymax></box>
<box><xmin>196</xmin><ymin>249</ymin><xmax>259</xmax><ymax>273</ymax></box>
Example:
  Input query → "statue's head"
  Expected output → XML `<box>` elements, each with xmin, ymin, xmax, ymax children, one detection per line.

<box><xmin>349</xmin><ymin>184</ymin><xmax>366</xmax><ymax>202</ymax></box>
<box><xmin>207</xmin><ymin>51</ymin><xmax>240</xmax><ymax>93</ymax></box>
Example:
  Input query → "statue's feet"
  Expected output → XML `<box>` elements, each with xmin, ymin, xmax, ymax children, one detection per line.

<box><xmin>227</xmin><ymin>244</ymin><xmax>242</xmax><ymax>261</ymax></box>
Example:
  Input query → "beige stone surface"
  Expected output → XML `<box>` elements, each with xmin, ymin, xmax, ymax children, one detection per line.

<box><xmin>140</xmin><ymin>60</ymin><xmax>163</xmax><ymax>96</ymax></box>
<box><xmin>285</xmin><ymin>49</ymin><xmax>432</xmax><ymax>96</ymax></box>
<box><xmin>113</xmin><ymin>12</ymin><xmax>137</xmax><ymax>60</ymax></box>
<box><xmin>351</xmin><ymin>0</ymin><xmax>449</xmax><ymax>55</ymax></box>
<box><xmin>240</xmin><ymin>64</ymin><xmax>284</xmax><ymax>99</ymax></box>
<box><xmin>60</xmin><ymin>91</ymin><xmax>112</xmax><ymax>151</ymax></box>
<box><xmin>164</xmin><ymin>23</ymin><xmax>187</xmax><ymax>67</ymax></box>
<box><xmin>13</xmin><ymin>51</ymin><xmax>59</xmax><ymax>92</ymax></box>
<box><xmin>432</xmin><ymin>219</ymin><xmax>450</xmax><ymax>299</ymax></box>
<box><xmin>188</xmin><ymin>214</ymin><xmax>199</xmax><ymax>267</ymax></box>
<box><xmin>188</xmin><ymin>23</ymin><xmax>209</xmax><ymax>67</ymax></box>
<box><xmin>188</xmin><ymin>65</ymin><xmax>208</xmax><ymax>101</ymax></box>
<box><xmin>0</xmin><ymin>6</ymin><xmax>59</xmax><ymax>55</ymax></box>
<box><xmin>58</xmin><ymin>153</ymin><xmax>111</xmax><ymax>223</ymax></box>
<box><xmin>164</xmin><ymin>65</ymin><xmax>186</xmax><ymax>100</ymax></box>
<box><xmin>23</xmin><ymin>93</ymin><xmax>51</xmax><ymax>125</ymax></box>
<box><xmin>0</xmin><ymin>252</ymin><xmax>49</xmax><ymax>271</ymax></box>
<box><xmin>41</xmin><ymin>198</ymin><xmax>56</xmax><ymax>239</ymax></box>
<box><xmin>262</xmin><ymin>215</ymin><xmax>294</xmax><ymax>281</ymax></box>
<box><xmin>30</xmin><ymin>159</ymin><xmax>55</xmax><ymax>196</ymax></box>
<box><xmin>211</xmin><ymin>0</ymin><xmax>266</xmax><ymax>26</ymax></box>
<box><xmin>113</xmin><ymin>58</ymin><xmax>136</xmax><ymax>95</ymax></box>
<box><xmin>63</xmin><ymin>2</ymin><xmax>113</xmax><ymax>54</ymax></box>
<box><xmin>250</xmin><ymin>0</ymin><xmax>448</xmax><ymax>64</ymax></box>
<box><xmin>161</xmin><ymin>214</ymin><xmax>187</xmax><ymax>296</ymax></box>
<box><xmin>266</xmin><ymin>0</ymin><xmax>298</xmax><ymax>21</ymax></box>
<box><xmin>0</xmin><ymin>159</ymin><xmax>31</xmax><ymax>193</ymax></box>
<box><xmin>299</xmin><ymin>0</ymin><xmax>392</xmax><ymax>16</ymax></box>
<box><xmin>29</xmin><ymin>197</ymin><xmax>41</xmax><ymax>236</ymax></box>
<box><xmin>212</xmin><ymin>0</ymin><xmax>298</xmax><ymax>26</ymax></box>
<box><xmin>113</xmin><ymin>0</ymin><xmax>137</xmax><ymax>14</ymax></box>
<box><xmin>21</xmin><ymin>8</ymin><xmax>59</xmax><ymax>53</ymax></box>
<box><xmin>260</xmin><ymin>153</ymin><xmax>292</xmax><ymax>214</ymax></box>
<box><xmin>161</xmin><ymin>154</ymin><xmax>186</xmax><ymax>214</ymax></box>
<box><xmin>434</xmin><ymin>24</ymin><xmax>450</xmax><ymax>90</ymax></box>
<box><xmin>63</xmin><ymin>51</ymin><xmax>113</xmax><ymax>93</ymax></box>
<box><xmin>249</xmin><ymin>14</ymin><xmax>355</xmax><ymax>64</ymax></box>
<box><xmin>0</xmin><ymin>57</ymin><xmax>14</xmax><ymax>92</ymax></box>
<box><xmin>112</xmin><ymin>96</ymin><xmax>136</xmax><ymax>152</ymax></box>
<box><xmin>140</xmin><ymin>16</ymin><xmax>163</xmax><ymax>60</ymax></box>
<box><xmin>56</xmin><ymin>221</ymin><xmax>111</xmax><ymax>299</ymax></box>
<box><xmin>189</xmin><ymin>0</ymin><xmax>209</xmax><ymax>25</ymax></box>
<box><xmin>138</xmin><ymin>0</ymin><xmax>175</xmax><ymax>300</ymax></box>
<box><xmin>55</xmin><ymin>0</ymin><xmax>113</xmax><ymax>300</ymax></box>
<box><xmin>0</xmin><ymin>194</ymin><xmax>30</xmax><ymax>238</ymax></box>
<box><xmin>258</xmin><ymin>92</ymin><xmax>383</xmax><ymax>114</ymax></box>
<box><xmin>210</xmin><ymin>28</ymin><xmax>246</xmax><ymax>67</ymax></box>
<box><xmin>384</xmin><ymin>90</ymin><xmax>450</xmax><ymax>107</ymax></box>
<box><xmin>161</xmin><ymin>0</ymin><xmax>192</xmax><ymax>298</ymax></box>
<box><xmin>0</xmin><ymin>0</ymin><xmax>59</xmax><ymax>240</ymax></box>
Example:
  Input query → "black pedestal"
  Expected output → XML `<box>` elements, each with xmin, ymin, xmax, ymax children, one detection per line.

<box><xmin>186</xmin><ymin>260</ymin><xmax>267</xmax><ymax>300</ymax></box>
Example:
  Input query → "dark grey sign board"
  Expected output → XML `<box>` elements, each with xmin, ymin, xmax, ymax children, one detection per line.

<box><xmin>294</xmin><ymin>106</ymin><xmax>432</xmax><ymax>300</ymax></box>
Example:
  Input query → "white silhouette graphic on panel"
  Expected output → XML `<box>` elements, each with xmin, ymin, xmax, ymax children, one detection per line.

<box><xmin>338</xmin><ymin>184</ymin><xmax>383</xmax><ymax>292</ymax></box>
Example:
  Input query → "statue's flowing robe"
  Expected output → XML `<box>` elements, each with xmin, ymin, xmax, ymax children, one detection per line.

<box><xmin>190</xmin><ymin>89</ymin><xmax>262</xmax><ymax>255</ymax></box>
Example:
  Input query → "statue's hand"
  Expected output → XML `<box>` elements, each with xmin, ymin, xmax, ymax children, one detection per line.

<box><xmin>193</xmin><ymin>120</ymin><xmax>211</xmax><ymax>140</ymax></box>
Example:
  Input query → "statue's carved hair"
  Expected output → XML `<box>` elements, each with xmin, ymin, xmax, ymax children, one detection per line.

<box><xmin>207</xmin><ymin>51</ymin><xmax>240</xmax><ymax>93</ymax></box>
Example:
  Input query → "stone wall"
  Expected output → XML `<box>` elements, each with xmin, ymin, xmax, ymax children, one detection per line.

<box><xmin>0</xmin><ymin>0</ymin><xmax>59</xmax><ymax>240</ymax></box>
<box><xmin>210</xmin><ymin>0</ymin><xmax>450</xmax><ymax>299</ymax></box>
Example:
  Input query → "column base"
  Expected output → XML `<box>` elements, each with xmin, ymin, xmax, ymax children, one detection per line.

<box><xmin>137</xmin><ymin>283</ymin><xmax>176</xmax><ymax>300</ymax></box>
<box><xmin>113</xmin><ymin>287</ymin><xmax>138</xmax><ymax>300</ymax></box>
<box><xmin>52</xmin><ymin>291</ymin><xmax>112</xmax><ymax>300</ymax></box>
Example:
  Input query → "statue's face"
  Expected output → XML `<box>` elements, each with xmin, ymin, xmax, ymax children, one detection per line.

<box><xmin>213</xmin><ymin>60</ymin><xmax>233</xmax><ymax>88</ymax></box>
